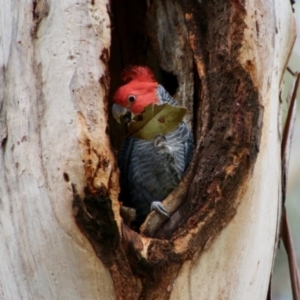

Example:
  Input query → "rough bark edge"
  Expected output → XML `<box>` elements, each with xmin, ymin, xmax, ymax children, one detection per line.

<box><xmin>142</xmin><ymin>0</ymin><xmax>262</xmax><ymax>240</ymax></box>
<box><xmin>73</xmin><ymin>186</ymin><xmax>142</xmax><ymax>299</ymax></box>
<box><xmin>140</xmin><ymin>1</ymin><xmax>263</xmax><ymax>297</ymax></box>
<box><xmin>74</xmin><ymin>1</ymin><xmax>264</xmax><ymax>299</ymax></box>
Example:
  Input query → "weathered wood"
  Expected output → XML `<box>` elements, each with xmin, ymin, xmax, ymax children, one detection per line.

<box><xmin>0</xmin><ymin>1</ymin><xmax>115</xmax><ymax>299</ymax></box>
<box><xmin>170</xmin><ymin>1</ymin><xmax>296</xmax><ymax>299</ymax></box>
<box><xmin>110</xmin><ymin>0</ymin><xmax>296</xmax><ymax>298</ymax></box>
<box><xmin>0</xmin><ymin>0</ymin><xmax>296</xmax><ymax>299</ymax></box>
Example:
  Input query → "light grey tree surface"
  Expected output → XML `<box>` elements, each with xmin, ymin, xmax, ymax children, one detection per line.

<box><xmin>0</xmin><ymin>0</ymin><xmax>296</xmax><ymax>299</ymax></box>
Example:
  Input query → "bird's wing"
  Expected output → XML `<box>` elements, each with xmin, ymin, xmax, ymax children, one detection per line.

<box><xmin>156</xmin><ymin>85</ymin><xmax>177</xmax><ymax>106</ymax></box>
<box><xmin>165</xmin><ymin>122</ymin><xmax>194</xmax><ymax>174</ymax></box>
<box><xmin>184</xmin><ymin>126</ymin><xmax>194</xmax><ymax>171</ymax></box>
<box><xmin>156</xmin><ymin>84</ymin><xmax>194</xmax><ymax>170</ymax></box>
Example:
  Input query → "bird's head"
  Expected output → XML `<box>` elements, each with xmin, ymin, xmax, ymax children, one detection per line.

<box><xmin>112</xmin><ymin>66</ymin><xmax>159</xmax><ymax>122</ymax></box>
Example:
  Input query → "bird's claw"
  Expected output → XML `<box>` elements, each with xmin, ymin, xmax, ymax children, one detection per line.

<box><xmin>151</xmin><ymin>201</ymin><xmax>170</xmax><ymax>218</ymax></box>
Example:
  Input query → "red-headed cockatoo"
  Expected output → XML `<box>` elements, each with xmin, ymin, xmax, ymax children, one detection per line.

<box><xmin>112</xmin><ymin>66</ymin><xmax>193</xmax><ymax>228</ymax></box>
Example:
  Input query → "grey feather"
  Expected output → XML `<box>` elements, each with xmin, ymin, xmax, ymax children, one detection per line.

<box><xmin>118</xmin><ymin>85</ymin><xmax>193</xmax><ymax>227</ymax></box>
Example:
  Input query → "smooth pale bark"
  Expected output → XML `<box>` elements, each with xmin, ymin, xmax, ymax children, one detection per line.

<box><xmin>0</xmin><ymin>1</ymin><xmax>296</xmax><ymax>300</ymax></box>
<box><xmin>0</xmin><ymin>1</ymin><xmax>116</xmax><ymax>299</ymax></box>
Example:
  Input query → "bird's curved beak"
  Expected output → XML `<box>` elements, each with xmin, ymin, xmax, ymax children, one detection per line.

<box><xmin>112</xmin><ymin>104</ymin><xmax>129</xmax><ymax>124</ymax></box>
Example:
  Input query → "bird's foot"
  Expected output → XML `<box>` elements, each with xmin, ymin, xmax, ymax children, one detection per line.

<box><xmin>151</xmin><ymin>201</ymin><xmax>170</xmax><ymax>218</ymax></box>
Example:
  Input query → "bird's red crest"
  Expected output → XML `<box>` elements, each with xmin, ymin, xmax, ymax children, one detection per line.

<box><xmin>122</xmin><ymin>66</ymin><xmax>156</xmax><ymax>83</ymax></box>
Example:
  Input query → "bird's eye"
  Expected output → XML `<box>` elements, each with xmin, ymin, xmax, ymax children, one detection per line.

<box><xmin>128</xmin><ymin>95</ymin><xmax>136</xmax><ymax>103</ymax></box>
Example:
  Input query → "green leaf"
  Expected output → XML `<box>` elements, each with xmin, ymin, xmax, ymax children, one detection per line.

<box><xmin>128</xmin><ymin>103</ymin><xmax>187</xmax><ymax>140</ymax></box>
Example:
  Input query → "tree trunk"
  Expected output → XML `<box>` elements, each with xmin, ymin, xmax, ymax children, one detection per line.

<box><xmin>0</xmin><ymin>0</ymin><xmax>296</xmax><ymax>300</ymax></box>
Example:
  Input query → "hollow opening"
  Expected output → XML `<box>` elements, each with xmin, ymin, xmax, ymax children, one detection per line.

<box><xmin>108</xmin><ymin>0</ymin><xmax>180</xmax><ymax>147</ymax></box>
<box><xmin>75</xmin><ymin>1</ymin><xmax>263</xmax><ymax>297</ymax></box>
<box><xmin>106</xmin><ymin>0</ymin><xmax>262</xmax><ymax>238</ymax></box>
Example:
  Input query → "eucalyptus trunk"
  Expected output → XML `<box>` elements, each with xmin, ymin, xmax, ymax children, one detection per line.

<box><xmin>0</xmin><ymin>0</ymin><xmax>296</xmax><ymax>299</ymax></box>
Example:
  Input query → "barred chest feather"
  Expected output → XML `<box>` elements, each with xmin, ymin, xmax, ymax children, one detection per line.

<box><xmin>118</xmin><ymin>85</ymin><xmax>193</xmax><ymax>226</ymax></box>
